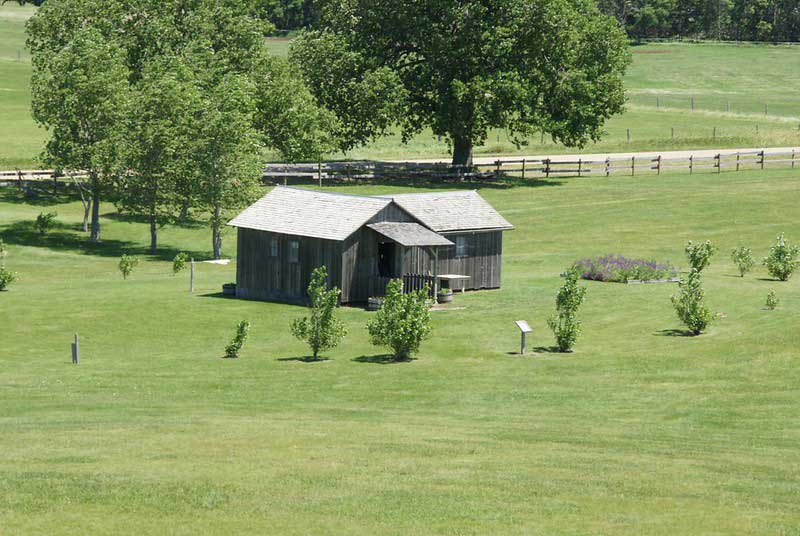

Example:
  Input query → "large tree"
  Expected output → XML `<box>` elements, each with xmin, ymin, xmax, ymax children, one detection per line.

<box><xmin>29</xmin><ymin>25</ymin><xmax>129</xmax><ymax>242</ymax></box>
<box><xmin>292</xmin><ymin>0</ymin><xmax>630</xmax><ymax>166</ymax></box>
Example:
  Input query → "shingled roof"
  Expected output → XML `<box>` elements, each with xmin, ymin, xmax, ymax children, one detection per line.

<box><xmin>377</xmin><ymin>191</ymin><xmax>514</xmax><ymax>233</ymax></box>
<box><xmin>228</xmin><ymin>187</ymin><xmax>390</xmax><ymax>241</ymax></box>
<box><xmin>367</xmin><ymin>222</ymin><xmax>454</xmax><ymax>247</ymax></box>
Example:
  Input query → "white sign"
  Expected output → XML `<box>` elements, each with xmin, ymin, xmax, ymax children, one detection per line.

<box><xmin>515</xmin><ymin>320</ymin><xmax>532</xmax><ymax>333</ymax></box>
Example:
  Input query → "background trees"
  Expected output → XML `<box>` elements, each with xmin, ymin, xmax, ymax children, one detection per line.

<box><xmin>293</xmin><ymin>0</ymin><xmax>630</xmax><ymax>166</ymax></box>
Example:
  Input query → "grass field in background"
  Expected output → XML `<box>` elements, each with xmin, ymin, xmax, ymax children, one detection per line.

<box><xmin>3</xmin><ymin>4</ymin><xmax>800</xmax><ymax>166</ymax></box>
<box><xmin>2</xmin><ymin>168</ymin><xmax>800</xmax><ymax>534</ymax></box>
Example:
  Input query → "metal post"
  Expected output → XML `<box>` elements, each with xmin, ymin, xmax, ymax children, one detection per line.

<box><xmin>520</xmin><ymin>331</ymin><xmax>527</xmax><ymax>355</ymax></box>
<box><xmin>190</xmin><ymin>258</ymin><xmax>195</xmax><ymax>293</ymax></box>
<box><xmin>71</xmin><ymin>334</ymin><xmax>79</xmax><ymax>364</ymax></box>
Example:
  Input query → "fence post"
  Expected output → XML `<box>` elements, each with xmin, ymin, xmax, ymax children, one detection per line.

<box><xmin>736</xmin><ymin>152</ymin><xmax>740</xmax><ymax>172</ymax></box>
<box><xmin>318</xmin><ymin>160</ymin><xmax>322</xmax><ymax>187</ymax></box>
<box><xmin>544</xmin><ymin>159</ymin><xmax>550</xmax><ymax>179</ymax></box>
<box><xmin>657</xmin><ymin>155</ymin><xmax>662</xmax><ymax>175</ymax></box>
<box><xmin>689</xmin><ymin>155</ymin><xmax>693</xmax><ymax>175</ymax></box>
<box><xmin>578</xmin><ymin>158</ymin><xmax>582</xmax><ymax>177</ymax></box>
<box><xmin>521</xmin><ymin>158</ymin><xmax>526</xmax><ymax>180</ymax></box>
<box><xmin>631</xmin><ymin>156</ymin><xmax>635</xmax><ymax>176</ymax></box>
<box><xmin>715</xmin><ymin>153</ymin><xmax>721</xmax><ymax>173</ymax></box>
<box><xmin>793</xmin><ymin>150</ymin><xmax>796</xmax><ymax>169</ymax></box>
<box><xmin>605</xmin><ymin>157</ymin><xmax>610</xmax><ymax>177</ymax></box>
<box><xmin>760</xmin><ymin>150</ymin><xmax>765</xmax><ymax>170</ymax></box>
<box><xmin>495</xmin><ymin>159</ymin><xmax>501</xmax><ymax>179</ymax></box>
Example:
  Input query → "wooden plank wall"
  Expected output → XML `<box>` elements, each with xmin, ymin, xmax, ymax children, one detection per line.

<box><xmin>403</xmin><ymin>231</ymin><xmax>504</xmax><ymax>290</ymax></box>
<box><xmin>236</xmin><ymin>228</ymin><xmax>342</xmax><ymax>304</ymax></box>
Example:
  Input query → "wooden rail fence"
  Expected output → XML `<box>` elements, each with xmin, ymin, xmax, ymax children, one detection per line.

<box><xmin>3</xmin><ymin>149</ymin><xmax>798</xmax><ymax>189</ymax></box>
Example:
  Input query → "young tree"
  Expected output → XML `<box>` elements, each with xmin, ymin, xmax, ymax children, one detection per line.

<box><xmin>547</xmin><ymin>267</ymin><xmax>587</xmax><ymax>352</ymax></box>
<box><xmin>29</xmin><ymin>25</ymin><xmax>129</xmax><ymax>242</ymax></box>
<box><xmin>367</xmin><ymin>279</ymin><xmax>432</xmax><ymax>361</ymax></box>
<box><xmin>731</xmin><ymin>246</ymin><xmax>755</xmax><ymax>277</ymax></box>
<box><xmin>118</xmin><ymin>254</ymin><xmax>139</xmax><ymax>280</ymax></box>
<box><xmin>763</xmin><ymin>233</ymin><xmax>800</xmax><ymax>281</ymax></box>
<box><xmin>292</xmin><ymin>0</ymin><xmax>630</xmax><ymax>166</ymax></box>
<box><xmin>291</xmin><ymin>266</ymin><xmax>346</xmax><ymax>360</ymax></box>
<box><xmin>671</xmin><ymin>268</ymin><xmax>712</xmax><ymax>335</ymax></box>
<box><xmin>225</xmin><ymin>320</ymin><xmax>251</xmax><ymax>359</ymax></box>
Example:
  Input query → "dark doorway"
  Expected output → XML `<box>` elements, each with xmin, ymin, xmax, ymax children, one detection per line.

<box><xmin>378</xmin><ymin>241</ymin><xmax>396</xmax><ymax>277</ymax></box>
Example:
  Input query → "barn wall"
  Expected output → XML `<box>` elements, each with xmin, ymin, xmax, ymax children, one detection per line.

<box><xmin>402</xmin><ymin>230</ymin><xmax>504</xmax><ymax>290</ymax></box>
<box><xmin>235</xmin><ymin>228</ymin><xmax>342</xmax><ymax>304</ymax></box>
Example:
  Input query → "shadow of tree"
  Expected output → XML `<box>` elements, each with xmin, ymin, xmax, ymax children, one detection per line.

<box><xmin>654</xmin><ymin>329</ymin><xmax>697</xmax><ymax>337</ymax></box>
<box><xmin>0</xmin><ymin>220</ymin><xmax>211</xmax><ymax>262</ymax></box>
<box><xmin>532</xmin><ymin>346</ymin><xmax>569</xmax><ymax>354</ymax></box>
<box><xmin>352</xmin><ymin>354</ymin><xmax>415</xmax><ymax>364</ymax></box>
<box><xmin>0</xmin><ymin>186</ymin><xmax>84</xmax><ymax>207</ymax></box>
<box><xmin>277</xmin><ymin>356</ymin><xmax>330</xmax><ymax>363</ymax></box>
<box><xmin>104</xmin><ymin>210</ymin><xmax>207</xmax><ymax>229</ymax></box>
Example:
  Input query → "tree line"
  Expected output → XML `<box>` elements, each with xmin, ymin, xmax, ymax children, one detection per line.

<box><xmin>598</xmin><ymin>0</ymin><xmax>800</xmax><ymax>42</ymax></box>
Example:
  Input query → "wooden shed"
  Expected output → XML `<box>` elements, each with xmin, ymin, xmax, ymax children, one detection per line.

<box><xmin>229</xmin><ymin>186</ymin><xmax>514</xmax><ymax>304</ymax></box>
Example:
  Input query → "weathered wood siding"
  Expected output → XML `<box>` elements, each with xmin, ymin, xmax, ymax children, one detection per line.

<box><xmin>340</xmin><ymin>204</ymin><xmax>415</xmax><ymax>302</ymax></box>
<box><xmin>236</xmin><ymin>228</ymin><xmax>342</xmax><ymax>304</ymax></box>
<box><xmin>402</xmin><ymin>230</ymin><xmax>504</xmax><ymax>290</ymax></box>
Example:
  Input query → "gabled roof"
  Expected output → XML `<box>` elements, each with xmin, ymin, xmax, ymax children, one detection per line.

<box><xmin>228</xmin><ymin>186</ymin><xmax>390</xmax><ymax>241</ymax></box>
<box><xmin>367</xmin><ymin>222</ymin><xmax>454</xmax><ymax>247</ymax></box>
<box><xmin>377</xmin><ymin>190</ymin><xmax>514</xmax><ymax>233</ymax></box>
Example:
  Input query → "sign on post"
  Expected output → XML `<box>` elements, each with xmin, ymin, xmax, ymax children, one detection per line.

<box><xmin>515</xmin><ymin>320</ymin><xmax>533</xmax><ymax>355</ymax></box>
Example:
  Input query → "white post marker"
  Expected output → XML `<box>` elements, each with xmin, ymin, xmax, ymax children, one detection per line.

<box><xmin>515</xmin><ymin>320</ymin><xmax>533</xmax><ymax>355</ymax></box>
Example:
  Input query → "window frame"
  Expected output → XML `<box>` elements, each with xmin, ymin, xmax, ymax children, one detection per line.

<box><xmin>455</xmin><ymin>235</ymin><xmax>469</xmax><ymax>258</ymax></box>
<box><xmin>288</xmin><ymin>239</ymin><xmax>300</xmax><ymax>264</ymax></box>
<box><xmin>270</xmin><ymin>237</ymin><xmax>279</xmax><ymax>258</ymax></box>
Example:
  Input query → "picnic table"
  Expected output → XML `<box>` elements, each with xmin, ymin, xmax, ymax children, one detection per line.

<box><xmin>437</xmin><ymin>274</ymin><xmax>470</xmax><ymax>292</ymax></box>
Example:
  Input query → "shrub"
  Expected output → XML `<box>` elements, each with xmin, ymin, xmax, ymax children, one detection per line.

<box><xmin>118</xmin><ymin>254</ymin><xmax>139</xmax><ymax>280</ymax></box>
<box><xmin>685</xmin><ymin>240</ymin><xmax>716</xmax><ymax>272</ymax></box>
<box><xmin>730</xmin><ymin>246</ymin><xmax>755</xmax><ymax>277</ymax></box>
<box><xmin>0</xmin><ymin>267</ymin><xmax>17</xmax><ymax>291</ymax></box>
<box><xmin>225</xmin><ymin>320</ymin><xmax>250</xmax><ymax>358</ymax></box>
<box><xmin>765</xmin><ymin>290</ymin><xmax>779</xmax><ymax>310</ymax></box>
<box><xmin>291</xmin><ymin>266</ymin><xmax>346</xmax><ymax>360</ymax></box>
<box><xmin>35</xmin><ymin>211</ymin><xmax>57</xmax><ymax>235</ymax></box>
<box><xmin>763</xmin><ymin>233</ymin><xmax>799</xmax><ymax>281</ymax></box>
<box><xmin>173</xmin><ymin>252</ymin><xmax>189</xmax><ymax>274</ymax></box>
<box><xmin>0</xmin><ymin>238</ymin><xmax>7</xmax><ymax>263</ymax></box>
<box><xmin>367</xmin><ymin>278</ymin><xmax>432</xmax><ymax>361</ymax></box>
<box><xmin>671</xmin><ymin>268</ymin><xmax>712</xmax><ymax>335</ymax></box>
<box><xmin>547</xmin><ymin>267</ymin><xmax>587</xmax><ymax>352</ymax></box>
<box><xmin>573</xmin><ymin>254</ymin><xmax>675</xmax><ymax>283</ymax></box>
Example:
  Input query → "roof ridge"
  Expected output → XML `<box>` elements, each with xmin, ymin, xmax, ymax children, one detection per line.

<box><xmin>278</xmin><ymin>185</ymin><xmax>386</xmax><ymax>202</ymax></box>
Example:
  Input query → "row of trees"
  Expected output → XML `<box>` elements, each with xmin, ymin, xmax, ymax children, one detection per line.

<box><xmin>598</xmin><ymin>0</ymin><xmax>800</xmax><ymax>42</ymax></box>
<box><xmin>27</xmin><ymin>0</ymin><xmax>334</xmax><ymax>257</ymax></box>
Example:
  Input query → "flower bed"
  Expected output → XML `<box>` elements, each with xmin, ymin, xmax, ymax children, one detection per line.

<box><xmin>573</xmin><ymin>254</ymin><xmax>676</xmax><ymax>283</ymax></box>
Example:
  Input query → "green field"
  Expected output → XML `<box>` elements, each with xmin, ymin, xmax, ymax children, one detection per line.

<box><xmin>3</xmin><ymin>4</ymin><xmax>800</xmax><ymax>167</ymax></box>
<box><xmin>2</xmin><ymin>166</ymin><xmax>800</xmax><ymax>533</ymax></box>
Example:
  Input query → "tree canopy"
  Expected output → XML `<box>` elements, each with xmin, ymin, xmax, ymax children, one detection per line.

<box><xmin>292</xmin><ymin>0</ymin><xmax>630</xmax><ymax>165</ymax></box>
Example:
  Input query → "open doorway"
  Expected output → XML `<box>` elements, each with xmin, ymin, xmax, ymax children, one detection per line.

<box><xmin>378</xmin><ymin>241</ymin><xmax>397</xmax><ymax>278</ymax></box>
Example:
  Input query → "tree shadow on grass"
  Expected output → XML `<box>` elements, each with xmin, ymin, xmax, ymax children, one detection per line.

<box><xmin>277</xmin><ymin>356</ymin><xmax>330</xmax><ymax>363</ymax></box>
<box><xmin>0</xmin><ymin>220</ymin><xmax>211</xmax><ymax>262</ymax></box>
<box><xmin>654</xmin><ymin>329</ymin><xmax>697</xmax><ymax>337</ymax></box>
<box><xmin>532</xmin><ymin>346</ymin><xmax>569</xmax><ymax>354</ymax></box>
<box><xmin>104</xmin><ymin>211</ymin><xmax>207</xmax><ymax>229</ymax></box>
<box><xmin>0</xmin><ymin>186</ymin><xmax>84</xmax><ymax>207</ymax></box>
<box><xmin>281</xmin><ymin>171</ymin><xmax>566</xmax><ymax>191</ymax></box>
<box><xmin>352</xmin><ymin>354</ymin><xmax>415</xmax><ymax>364</ymax></box>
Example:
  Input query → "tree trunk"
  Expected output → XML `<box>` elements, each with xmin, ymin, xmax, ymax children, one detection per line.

<box><xmin>149</xmin><ymin>212</ymin><xmax>157</xmax><ymax>254</ymax></box>
<box><xmin>212</xmin><ymin>205</ymin><xmax>222</xmax><ymax>260</ymax></box>
<box><xmin>89</xmin><ymin>176</ymin><xmax>101</xmax><ymax>242</ymax></box>
<box><xmin>82</xmin><ymin>199</ymin><xmax>91</xmax><ymax>233</ymax></box>
<box><xmin>179</xmin><ymin>201</ymin><xmax>189</xmax><ymax>223</ymax></box>
<box><xmin>451</xmin><ymin>134</ymin><xmax>473</xmax><ymax>167</ymax></box>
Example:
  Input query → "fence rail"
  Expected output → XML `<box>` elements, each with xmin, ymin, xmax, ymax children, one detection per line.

<box><xmin>3</xmin><ymin>149</ymin><xmax>799</xmax><ymax>190</ymax></box>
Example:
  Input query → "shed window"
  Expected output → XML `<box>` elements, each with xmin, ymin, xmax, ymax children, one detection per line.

<box><xmin>270</xmin><ymin>237</ymin><xmax>279</xmax><ymax>257</ymax></box>
<box><xmin>455</xmin><ymin>235</ymin><xmax>469</xmax><ymax>258</ymax></box>
<box><xmin>288</xmin><ymin>239</ymin><xmax>299</xmax><ymax>263</ymax></box>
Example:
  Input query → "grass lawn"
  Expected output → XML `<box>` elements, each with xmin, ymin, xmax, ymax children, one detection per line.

<box><xmin>1</xmin><ymin>168</ymin><xmax>799</xmax><ymax>534</ymax></box>
<box><xmin>3</xmin><ymin>3</ymin><xmax>800</xmax><ymax>166</ymax></box>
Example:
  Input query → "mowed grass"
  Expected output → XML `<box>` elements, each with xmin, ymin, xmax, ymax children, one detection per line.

<box><xmin>1</xmin><ymin>168</ymin><xmax>800</xmax><ymax>534</ymax></box>
<box><xmin>3</xmin><ymin>3</ymin><xmax>800</xmax><ymax>166</ymax></box>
